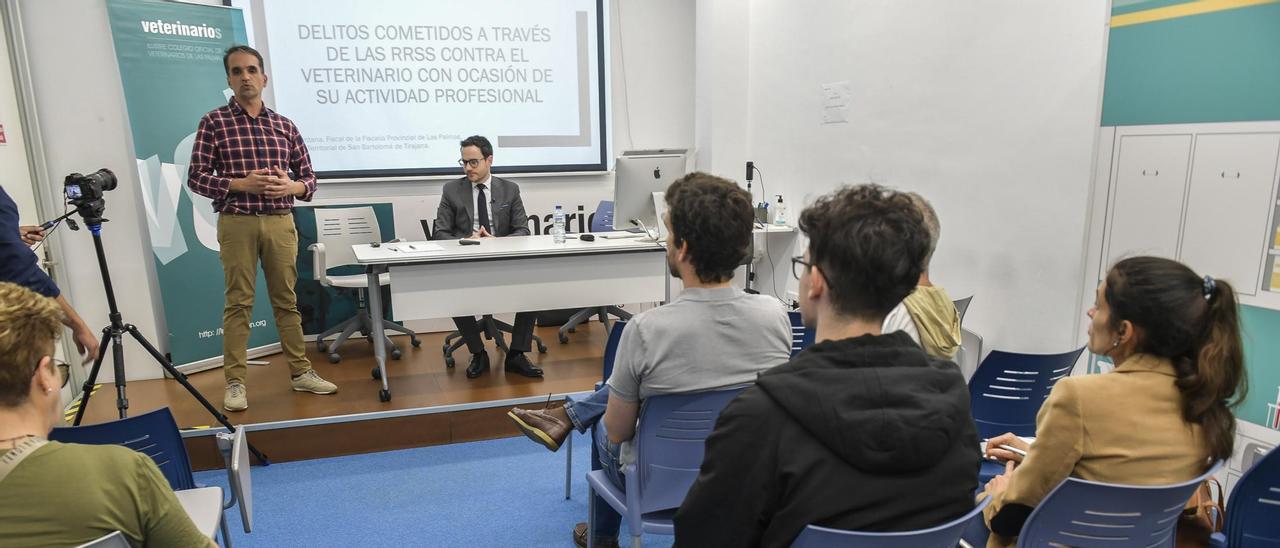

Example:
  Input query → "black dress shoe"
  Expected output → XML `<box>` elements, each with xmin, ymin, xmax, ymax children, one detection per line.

<box><xmin>465</xmin><ymin>351</ymin><xmax>490</xmax><ymax>379</ymax></box>
<box><xmin>504</xmin><ymin>351</ymin><xmax>543</xmax><ymax>378</ymax></box>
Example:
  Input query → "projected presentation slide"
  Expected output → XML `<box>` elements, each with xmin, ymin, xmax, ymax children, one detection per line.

<box><xmin>232</xmin><ymin>0</ymin><xmax>607</xmax><ymax>177</ymax></box>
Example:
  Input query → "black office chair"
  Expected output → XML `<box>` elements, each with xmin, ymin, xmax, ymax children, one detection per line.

<box><xmin>420</xmin><ymin>220</ymin><xmax>548</xmax><ymax>367</ymax></box>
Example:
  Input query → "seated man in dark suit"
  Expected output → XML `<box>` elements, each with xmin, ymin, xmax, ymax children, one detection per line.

<box><xmin>431</xmin><ymin>135</ymin><xmax>542</xmax><ymax>379</ymax></box>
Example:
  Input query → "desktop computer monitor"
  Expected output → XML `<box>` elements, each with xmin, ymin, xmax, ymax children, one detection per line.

<box><xmin>613</xmin><ymin>150</ymin><xmax>688</xmax><ymax>232</ymax></box>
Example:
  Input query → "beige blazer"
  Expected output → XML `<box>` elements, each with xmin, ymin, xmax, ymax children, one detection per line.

<box><xmin>982</xmin><ymin>353</ymin><xmax>1210</xmax><ymax>547</ymax></box>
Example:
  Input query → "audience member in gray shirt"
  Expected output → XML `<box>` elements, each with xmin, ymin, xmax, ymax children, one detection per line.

<box><xmin>507</xmin><ymin>172</ymin><xmax>790</xmax><ymax>548</ymax></box>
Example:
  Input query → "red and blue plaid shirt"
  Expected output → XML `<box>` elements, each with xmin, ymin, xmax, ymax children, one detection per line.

<box><xmin>187</xmin><ymin>98</ymin><xmax>317</xmax><ymax>214</ymax></box>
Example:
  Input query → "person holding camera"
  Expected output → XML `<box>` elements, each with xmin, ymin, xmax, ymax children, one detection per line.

<box><xmin>187</xmin><ymin>45</ymin><xmax>336</xmax><ymax>412</ymax></box>
<box><xmin>0</xmin><ymin>185</ymin><xmax>99</xmax><ymax>366</ymax></box>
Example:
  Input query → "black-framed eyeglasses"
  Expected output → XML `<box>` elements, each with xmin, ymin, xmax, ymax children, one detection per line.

<box><xmin>458</xmin><ymin>158</ymin><xmax>485</xmax><ymax>168</ymax></box>
<box><xmin>32</xmin><ymin>357</ymin><xmax>71</xmax><ymax>388</ymax></box>
<box><xmin>791</xmin><ymin>255</ymin><xmax>814</xmax><ymax>280</ymax></box>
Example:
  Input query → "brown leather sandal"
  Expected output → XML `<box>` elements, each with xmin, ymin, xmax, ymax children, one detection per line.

<box><xmin>573</xmin><ymin>522</ymin><xmax>619</xmax><ymax>548</ymax></box>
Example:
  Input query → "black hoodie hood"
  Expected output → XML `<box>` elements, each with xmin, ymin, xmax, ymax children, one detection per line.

<box><xmin>755</xmin><ymin>331</ymin><xmax>972</xmax><ymax>474</ymax></box>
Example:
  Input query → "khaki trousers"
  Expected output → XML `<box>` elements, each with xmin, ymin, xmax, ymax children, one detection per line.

<box><xmin>217</xmin><ymin>212</ymin><xmax>311</xmax><ymax>385</ymax></box>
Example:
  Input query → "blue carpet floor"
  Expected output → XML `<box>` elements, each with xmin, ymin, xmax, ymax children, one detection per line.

<box><xmin>194</xmin><ymin>431</ymin><xmax>676</xmax><ymax>547</ymax></box>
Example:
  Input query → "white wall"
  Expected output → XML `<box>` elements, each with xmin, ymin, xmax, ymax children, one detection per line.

<box><xmin>12</xmin><ymin>0</ymin><xmax>1109</xmax><ymax>383</ymax></box>
<box><xmin>14</xmin><ymin>0</ymin><xmax>163</xmax><ymax>382</ymax></box>
<box><xmin>0</xmin><ymin>8</ymin><xmax>35</xmax><ymax>220</ymax></box>
<box><xmin>723</xmin><ymin>0</ymin><xmax>1110</xmax><ymax>353</ymax></box>
<box><xmin>1</xmin><ymin>2</ymin><xmax>81</xmax><ymax>403</ymax></box>
<box><xmin>10</xmin><ymin>0</ymin><xmax>694</xmax><ymax>381</ymax></box>
<box><xmin>694</xmin><ymin>0</ymin><xmax>749</xmax><ymax>178</ymax></box>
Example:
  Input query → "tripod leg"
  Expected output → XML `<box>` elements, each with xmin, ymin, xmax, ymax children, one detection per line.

<box><xmin>110</xmin><ymin>329</ymin><xmax>128</xmax><ymax>419</ymax></box>
<box><xmin>72</xmin><ymin>329</ymin><xmax>113</xmax><ymax>426</ymax></box>
<box><xmin>124</xmin><ymin>324</ymin><xmax>272</xmax><ymax>466</ymax></box>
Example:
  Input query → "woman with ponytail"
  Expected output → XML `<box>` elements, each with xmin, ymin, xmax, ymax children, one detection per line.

<box><xmin>979</xmin><ymin>256</ymin><xmax>1247</xmax><ymax>547</ymax></box>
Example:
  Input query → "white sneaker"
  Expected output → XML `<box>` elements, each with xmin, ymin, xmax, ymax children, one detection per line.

<box><xmin>224</xmin><ymin>382</ymin><xmax>248</xmax><ymax>411</ymax></box>
<box><xmin>291</xmin><ymin>370</ymin><xmax>338</xmax><ymax>395</ymax></box>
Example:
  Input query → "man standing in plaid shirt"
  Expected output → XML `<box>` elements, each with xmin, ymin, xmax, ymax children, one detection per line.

<box><xmin>187</xmin><ymin>45</ymin><xmax>337</xmax><ymax>412</ymax></box>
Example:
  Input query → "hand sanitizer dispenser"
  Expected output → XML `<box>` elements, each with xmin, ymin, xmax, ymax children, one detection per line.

<box><xmin>773</xmin><ymin>195</ymin><xmax>787</xmax><ymax>226</ymax></box>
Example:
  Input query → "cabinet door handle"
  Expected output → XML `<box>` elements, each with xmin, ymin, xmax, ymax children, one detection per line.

<box><xmin>1142</xmin><ymin>169</ymin><xmax>1159</xmax><ymax>176</ymax></box>
<box><xmin>1220</xmin><ymin>171</ymin><xmax>1241</xmax><ymax>179</ymax></box>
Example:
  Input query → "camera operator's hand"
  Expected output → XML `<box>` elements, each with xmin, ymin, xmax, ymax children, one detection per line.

<box><xmin>72</xmin><ymin>323</ymin><xmax>100</xmax><ymax>365</ymax></box>
<box><xmin>262</xmin><ymin>167</ymin><xmax>303</xmax><ymax>198</ymax></box>
<box><xmin>229</xmin><ymin>169</ymin><xmax>275</xmax><ymax>195</ymax></box>
<box><xmin>19</xmin><ymin>225</ymin><xmax>46</xmax><ymax>245</ymax></box>
<box><xmin>54</xmin><ymin>295</ymin><xmax>100</xmax><ymax>365</ymax></box>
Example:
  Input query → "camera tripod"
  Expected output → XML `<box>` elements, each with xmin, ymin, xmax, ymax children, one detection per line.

<box><xmin>69</xmin><ymin>223</ymin><xmax>269</xmax><ymax>465</ymax></box>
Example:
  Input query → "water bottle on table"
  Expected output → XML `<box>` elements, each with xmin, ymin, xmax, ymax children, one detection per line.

<box><xmin>552</xmin><ymin>205</ymin><xmax>566</xmax><ymax>244</ymax></box>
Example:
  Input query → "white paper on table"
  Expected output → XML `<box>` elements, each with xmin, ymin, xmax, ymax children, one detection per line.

<box><xmin>384</xmin><ymin>242</ymin><xmax>445</xmax><ymax>254</ymax></box>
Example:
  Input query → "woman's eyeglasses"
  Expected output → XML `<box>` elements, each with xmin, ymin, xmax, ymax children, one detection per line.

<box><xmin>32</xmin><ymin>357</ymin><xmax>71</xmax><ymax>388</ymax></box>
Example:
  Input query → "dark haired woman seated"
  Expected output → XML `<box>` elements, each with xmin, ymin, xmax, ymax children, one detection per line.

<box><xmin>980</xmin><ymin>256</ymin><xmax>1246</xmax><ymax>547</ymax></box>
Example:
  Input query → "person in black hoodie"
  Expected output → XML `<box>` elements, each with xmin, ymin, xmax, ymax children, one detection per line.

<box><xmin>673</xmin><ymin>184</ymin><xmax>981</xmax><ymax>548</ymax></box>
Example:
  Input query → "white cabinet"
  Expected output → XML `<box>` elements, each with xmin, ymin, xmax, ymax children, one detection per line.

<box><xmin>1180</xmin><ymin>133</ymin><xmax>1280</xmax><ymax>295</ymax></box>
<box><xmin>1099</xmin><ymin>123</ymin><xmax>1280</xmax><ymax>309</ymax></box>
<box><xmin>1105</xmin><ymin>134</ymin><xmax>1192</xmax><ymax>265</ymax></box>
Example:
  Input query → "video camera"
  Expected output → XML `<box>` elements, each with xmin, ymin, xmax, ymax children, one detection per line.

<box><xmin>64</xmin><ymin>168</ymin><xmax>117</xmax><ymax>226</ymax></box>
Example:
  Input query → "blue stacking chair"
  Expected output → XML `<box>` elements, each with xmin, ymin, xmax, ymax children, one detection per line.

<box><xmin>1212</xmin><ymin>446</ymin><xmax>1280</xmax><ymax>547</ymax></box>
<box><xmin>599</xmin><ymin>319</ymin><xmax>627</xmax><ymax>383</ymax></box>
<box><xmin>1013</xmin><ymin>462</ymin><xmax>1222</xmax><ymax>547</ymax></box>
<box><xmin>971</xmin><ymin>347</ymin><xmax>1084</xmax><ymax>485</ymax></box>
<box><xmin>49</xmin><ymin>407</ymin><xmax>236</xmax><ymax>545</ymax></box>
<box><xmin>969</xmin><ymin>347</ymin><xmax>1085</xmax><ymax>440</ymax></box>
<box><xmin>564</xmin><ymin>320</ymin><xmax>629</xmax><ymax>499</ymax></box>
<box><xmin>50</xmin><ymin>407</ymin><xmax>197</xmax><ymax>490</ymax></box>
<box><xmin>789</xmin><ymin>310</ymin><xmax>815</xmax><ymax>357</ymax></box>
<box><xmin>790</xmin><ymin>495</ymin><xmax>991</xmax><ymax>547</ymax></box>
<box><xmin>585</xmin><ymin>386</ymin><xmax>746</xmax><ymax>548</ymax></box>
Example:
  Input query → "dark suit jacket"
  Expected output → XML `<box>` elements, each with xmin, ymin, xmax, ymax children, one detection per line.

<box><xmin>432</xmin><ymin>176</ymin><xmax>530</xmax><ymax>239</ymax></box>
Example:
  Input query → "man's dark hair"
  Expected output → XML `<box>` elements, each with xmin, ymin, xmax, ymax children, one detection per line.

<box><xmin>460</xmin><ymin>135</ymin><xmax>493</xmax><ymax>158</ymax></box>
<box><xmin>664</xmin><ymin>172</ymin><xmax>753</xmax><ymax>283</ymax></box>
<box><xmin>798</xmin><ymin>184</ymin><xmax>930</xmax><ymax>320</ymax></box>
<box><xmin>223</xmin><ymin>45</ymin><xmax>264</xmax><ymax>76</ymax></box>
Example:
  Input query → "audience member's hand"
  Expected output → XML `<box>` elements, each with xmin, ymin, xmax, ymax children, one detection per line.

<box><xmin>984</xmin><ymin>460</ymin><xmax>1016</xmax><ymax>495</ymax></box>
<box><xmin>985</xmin><ymin>432</ymin><xmax>1030</xmax><ymax>464</ymax></box>
<box><xmin>19</xmin><ymin>225</ymin><xmax>46</xmax><ymax>245</ymax></box>
<box><xmin>476</xmin><ymin>226</ymin><xmax>495</xmax><ymax>239</ymax></box>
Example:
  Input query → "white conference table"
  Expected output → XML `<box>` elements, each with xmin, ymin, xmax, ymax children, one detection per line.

<box><xmin>353</xmin><ymin>234</ymin><xmax>668</xmax><ymax>401</ymax></box>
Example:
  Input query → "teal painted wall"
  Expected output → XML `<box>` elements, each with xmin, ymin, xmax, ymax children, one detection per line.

<box><xmin>1238</xmin><ymin>305</ymin><xmax>1280</xmax><ymax>427</ymax></box>
<box><xmin>1111</xmin><ymin>0</ymin><xmax>1198</xmax><ymax>16</ymax></box>
<box><xmin>1101</xmin><ymin>3</ymin><xmax>1280</xmax><ymax>126</ymax></box>
<box><xmin>1101</xmin><ymin>2</ymin><xmax>1280</xmax><ymax>428</ymax></box>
